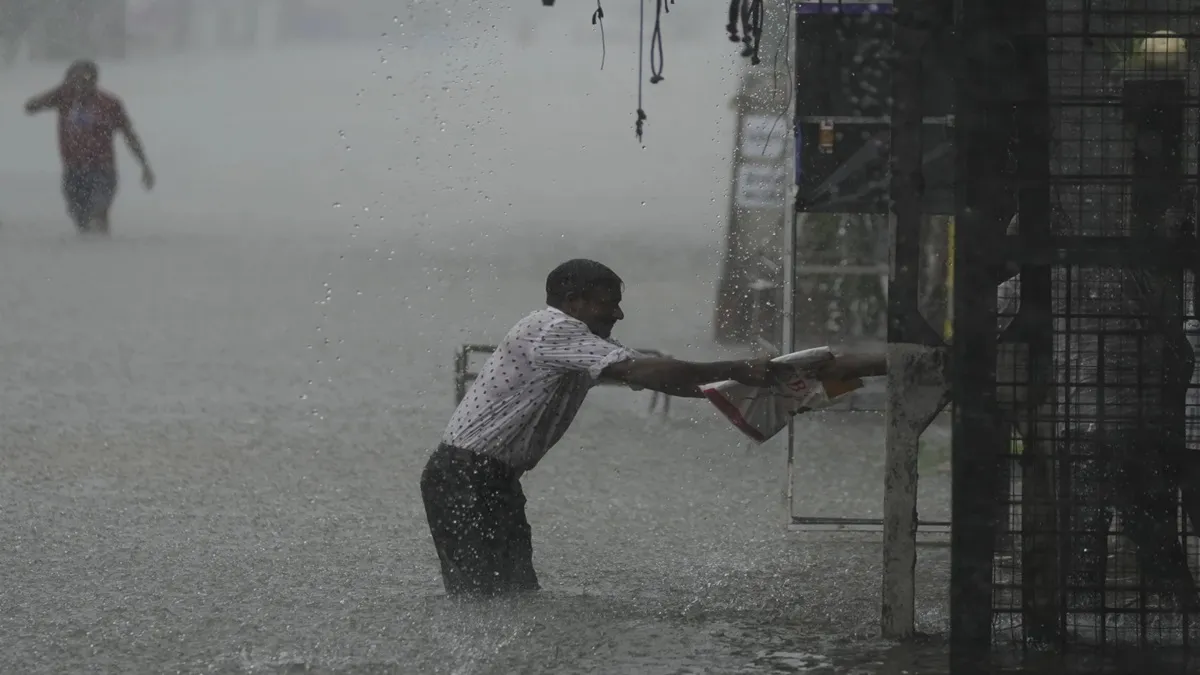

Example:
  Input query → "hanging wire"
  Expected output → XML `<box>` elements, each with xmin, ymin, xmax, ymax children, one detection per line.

<box><xmin>748</xmin><ymin>0</ymin><xmax>764</xmax><ymax>65</ymax></box>
<box><xmin>740</xmin><ymin>0</ymin><xmax>754</xmax><ymax>57</ymax></box>
<box><xmin>636</xmin><ymin>0</ymin><xmax>647</xmax><ymax>141</ymax></box>
<box><xmin>591</xmin><ymin>0</ymin><xmax>606</xmax><ymax>70</ymax></box>
<box><xmin>763</xmin><ymin>4</ymin><xmax>795</xmax><ymax>156</ymax></box>
<box><xmin>729</xmin><ymin>0</ymin><xmax>763</xmax><ymax>62</ymax></box>
<box><xmin>649</xmin><ymin>0</ymin><xmax>672</xmax><ymax>84</ymax></box>
<box><xmin>726</xmin><ymin>0</ymin><xmax>742</xmax><ymax>43</ymax></box>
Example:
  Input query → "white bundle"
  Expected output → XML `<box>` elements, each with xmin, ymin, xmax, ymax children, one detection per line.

<box><xmin>700</xmin><ymin>347</ymin><xmax>864</xmax><ymax>443</ymax></box>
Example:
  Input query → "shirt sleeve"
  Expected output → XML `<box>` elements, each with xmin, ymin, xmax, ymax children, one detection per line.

<box><xmin>530</xmin><ymin>317</ymin><xmax>638</xmax><ymax>381</ymax></box>
<box><xmin>26</xmin><ymin>88</ymin><xmax>63</xmax><ymax>112</ymax></box>
<box><xmin>111</xmin><ymin>100</ymin><xmax>131</xmax><ymax>131</ymax></box>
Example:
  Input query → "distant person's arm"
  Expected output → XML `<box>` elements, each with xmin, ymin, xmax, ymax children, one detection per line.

<box><xmin>24</xmin><ymin>88</ymin><xmax>61</xmax><ymax>114</ymax></box>
<box><xmin>116</xmin><ymin>105</ymin><xmax>155</xmax><ymax>189</ymax></box>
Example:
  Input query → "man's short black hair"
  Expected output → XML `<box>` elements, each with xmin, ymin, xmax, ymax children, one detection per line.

<box><xmin>66</xmin><ymin>59</ymin><xmax>98</xmax><ymax>80</ymax></box>
<box><xmin>546</xmin><ymin>259</ymin><xmax>623</xmax><ymax>307</ymax></box>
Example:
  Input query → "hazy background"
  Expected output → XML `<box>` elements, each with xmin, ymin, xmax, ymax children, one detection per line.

<box><xmin>0</xmin><ymin>3</ymin><xmax>950</xmax><ymax>673</ymax></box>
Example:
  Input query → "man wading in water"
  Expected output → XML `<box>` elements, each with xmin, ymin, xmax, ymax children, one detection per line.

<box><xmin>421</xmin><ymin>259</ymin><xmax>886</xmax><ymax>596</ymax></box>
<box><xmin>24</xmin><ymin>59</ymin><xmax>155</xmax><ymax>234</ymax></box>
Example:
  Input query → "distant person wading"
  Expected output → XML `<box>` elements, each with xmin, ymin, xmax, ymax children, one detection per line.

<box><xmin>420</xmin><ymin>259</ymin><xmax>886</xmax><ymax>596</ymax></box>
<box><xmin>24</xmin><ymin>60</ymin><xmax>155</xmax><ymax>234</ymax></box>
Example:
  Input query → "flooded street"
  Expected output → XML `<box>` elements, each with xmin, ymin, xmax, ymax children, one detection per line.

<box><xmin>0</xmin><ymin>225</ymin><xmax>951</xmax><ymax>674</ymax></box>
<box><xmin>0</xmin><ymin>26</ymin><xmax>966</xmax><ymax>675</ymax></box>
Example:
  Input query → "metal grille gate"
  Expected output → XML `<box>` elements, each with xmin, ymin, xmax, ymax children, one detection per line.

<box><xmin>951</xmin><ymin>0</ymin><xmax>1200</xmax><ymax>667</ymax></box>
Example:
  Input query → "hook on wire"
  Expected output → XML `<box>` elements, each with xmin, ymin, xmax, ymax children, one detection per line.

<box><xmin>592</xmin><ymin>0</ymin><xmax>606</xmax><ymax>70</ymax></box>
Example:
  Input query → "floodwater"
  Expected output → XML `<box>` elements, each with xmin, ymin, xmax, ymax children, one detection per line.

<box><xmin>0</xmin><ymin>13</ymin><xmax>1166</xmax><ymax>675</ymax></box>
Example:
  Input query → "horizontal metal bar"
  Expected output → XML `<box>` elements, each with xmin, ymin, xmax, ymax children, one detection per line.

<box><xmin>1050</xmin><ymin>96</ymin><xmax>1200</xmax><ymax>106</ymax></box>
<box><xmin>797</xmin><ymin>115</ymin><xmax>955</xmax><ymax>125</ymax></box>
<box><xmin>1045</xmin><ymin>9</ymin><xmax>1200</xmax><ymax>17</ymax></box>
<box><xmin>461</xmin><ymin>343</ymin><xmax>500</xmax><ymax>352</ymax></box>
<box><xmin>789</xmin><ymin>520</ymin><xmax>952</xmax><ymax>535</ymax></box>
<box><xmin>1026</xmin><ymin>175</ymin><xmax>1200</xmax><ymax>184</ymax></box>
<box><xmin>794</xmin><ymin>265</ymin><xmax>889</xmax><ymax>275</ymax></box>
<box><xmin>983</xmin><ymin>235</ymin><xmax>1200</xmax><ymax>267</ymax></box>
<box><xmin>791</xmin><ymin>516</ymin><xmax>951</xmax><ymax>529</ymax></box>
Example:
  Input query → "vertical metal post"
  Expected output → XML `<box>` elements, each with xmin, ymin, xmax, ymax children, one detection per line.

<box><xmin>785</xmin><ymin>0</ymin><xmax>801</xmax><ymax>514</ymax></box>
<box><xmin>784</xmin><ymin>205</ymin><xmax>799</xmax><ymax>512</ymax></box>
<box><xmin>950</xmin><ymin>0</ymin><xmax>1012</xmax><ymax>663</ymax></box>
<box><xmin>1010</xmin><ymin>17</ymin><xmax>1056</xmax><ymax>643</ymax></box>
<box><xmin>880</xmin><ymin>0</ymin><xmax>949</xmax><ymax>639</ymax></box>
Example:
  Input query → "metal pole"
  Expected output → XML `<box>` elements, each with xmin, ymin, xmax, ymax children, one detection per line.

<box><xmin>784</xmin><ymin>0</ymin><xmax>800</xmax><ymax>518</ymax></box>
<box><xmin>784</xmin><ymin>204</ymin><xmax>799</xmax><ymax>515</ymax></box>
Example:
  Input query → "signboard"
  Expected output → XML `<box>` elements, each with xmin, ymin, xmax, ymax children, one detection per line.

<box><xmin>734</xmin><ymin>113</ymin><xmax>790</xmax><ymax>211</ymax></box>
<box><xmin>735</xmin><ymin>163</ymin><xmax>789</xmax><ymax>210</ymax></box>
<box><xmin>740</xmin><ymin>114</ymin><xmax>788</xmax><ymax>160</ymax></box>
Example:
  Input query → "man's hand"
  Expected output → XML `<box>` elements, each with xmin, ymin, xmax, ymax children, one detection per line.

<box><xmin>731</xmin><ymin>357</ymin><xmax>779</xmax><ymax>388</ymax></box>
<box><xmin>141</xmin><ymin>167</ymin><xmax>155</xmax><ymax>190</ymax></box>
<box><xmin>24</xmin><ymin>89</ymin><xmax>61</xmax><ymax>115</ymax></box>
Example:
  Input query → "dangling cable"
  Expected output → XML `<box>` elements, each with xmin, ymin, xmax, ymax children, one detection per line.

<box><xmin>636</xmin><ymin>0</ymin><xmax>647</xmax><ymax>142</ymax></box>
<box><xmin>591</xmin><ymin>0</ymin><xmax>606</xmax><ymax>70</ymax></box>
<box><xmin>726</xmin><ymin>0</ymin><xmax>741</xmax><ymax>43</ymax></box>
<box><xmin>748</xmin><ymin>0</ymin><xmax>764</xmax><ymax>65</ymax></box>
<box><xmin>649</xmin><ymin>0</ymin><xmax>670</xmax><ymax>83</ymax></box>
<box><xmin>740</xmin><ymin>0</ymin><xmax>753</xmax><ymax>57</ymax></box>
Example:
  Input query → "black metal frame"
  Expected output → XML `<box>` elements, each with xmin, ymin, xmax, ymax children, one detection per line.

<box><xmin>951</xmin><ymin>0</ymin><xmax>1200</xmax><ymax>666</ymax></box>
<box><xmin>789</xmin><ymin>0</ymin><xmax>955</xmax><ymax>536</ymax></box>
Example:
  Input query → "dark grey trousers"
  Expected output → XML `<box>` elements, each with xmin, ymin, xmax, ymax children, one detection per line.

<box><xmin>62</xmin><ymin>166</ymin><xmax>117</xmax><ymax>231</ymax></box>
<box><xmin>420</xmin><ymin>444</ymin><xmax>539</xmax><ymax>597</ymax></box>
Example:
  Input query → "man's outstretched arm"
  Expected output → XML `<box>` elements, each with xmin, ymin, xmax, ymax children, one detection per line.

<box><xmin>529</xmin><ymin>318</ymin><xmax>772</xmax><ymax>396</ymax></box>
<box><xmin>24</xmin><ymin>89</ymin><xmax>61</xmax><ymax>114</ymax></box>
<box><xmin>602</xmin><ymin>357</ymin><xmax>772</xmax><ymax>395</ymax></box>
<box><xmin>607</xmin><ymin>350</ymin><xmax>888</xmax><ymax>397</ymax></box>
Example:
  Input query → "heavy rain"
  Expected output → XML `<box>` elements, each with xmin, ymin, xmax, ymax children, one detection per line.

<box><xmin>1</xmin><ymin>2</ymin><xmax>1197</xmax><ymax>675</ymax></box>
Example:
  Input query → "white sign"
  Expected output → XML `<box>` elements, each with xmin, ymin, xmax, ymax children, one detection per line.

<box><xmin>740</xmin><ymin>114</ymin><xmax>787</xmax><ymax>160</ymax></box>
<box><xmin>735</xmin><ymin>162</ymin><xmax>787</xmax><ymax>210</ymax></box>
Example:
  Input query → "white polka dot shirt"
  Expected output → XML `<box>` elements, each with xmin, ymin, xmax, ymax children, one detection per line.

<box><xmin>443</xmin><ymin>307</ymin><xmax>639</xmax><ymax>471</ymax></box>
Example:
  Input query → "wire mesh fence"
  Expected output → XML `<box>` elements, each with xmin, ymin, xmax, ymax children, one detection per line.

<box><xmin>952</xmin><ymin>0</ymin><xmax>1200</xmax><ymax>659</ymax></box>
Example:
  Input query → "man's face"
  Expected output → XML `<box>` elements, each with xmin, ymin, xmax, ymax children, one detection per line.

<box><xmin>564</xmin><ymin>286</ymin><xmax>625</xmax><ymax>339</ymax></box>
<box><xmin>63</xmin><ymin>69</ymin><xmax>97</xmax><ymax>98</ymax></box>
